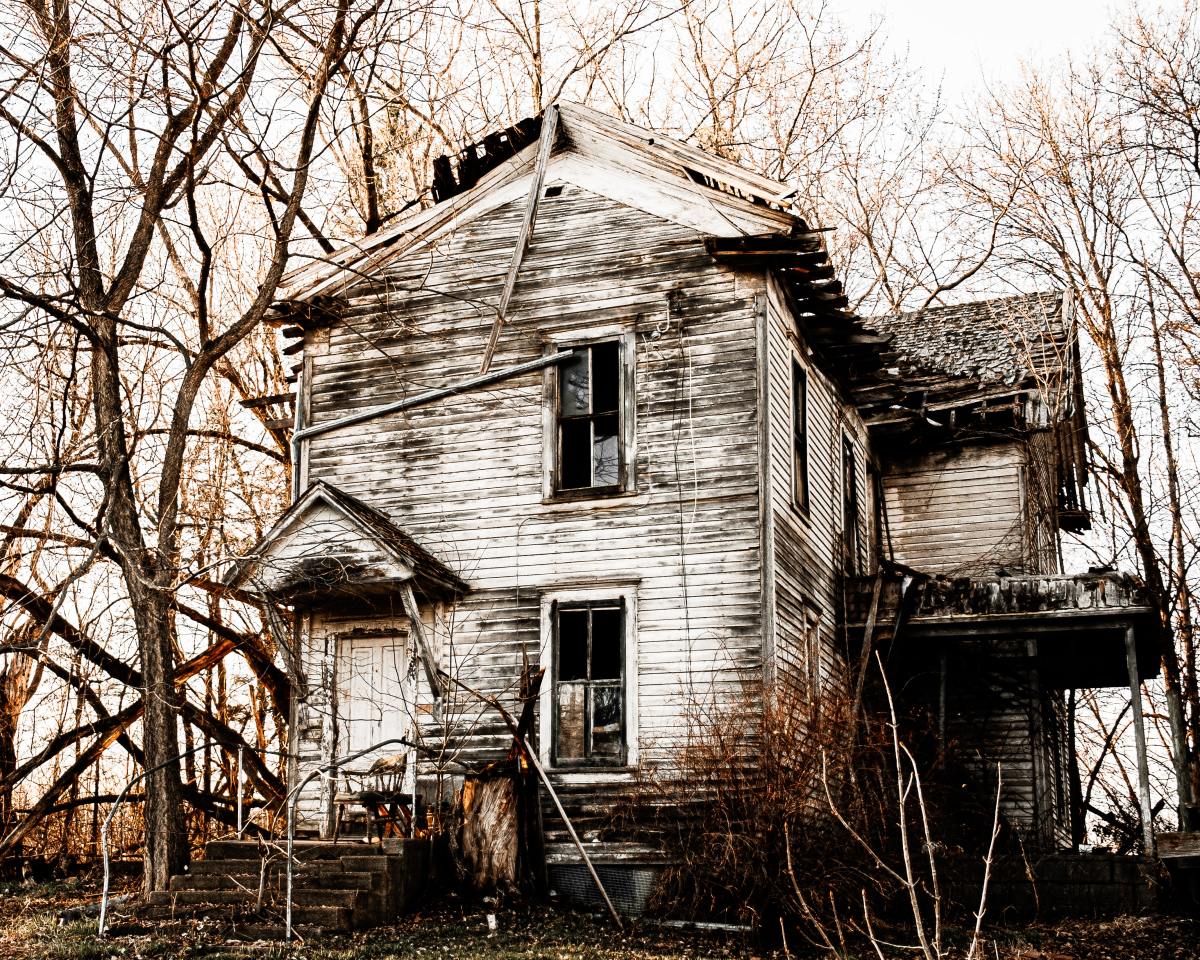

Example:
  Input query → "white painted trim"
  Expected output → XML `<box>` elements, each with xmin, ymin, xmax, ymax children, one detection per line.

<box><xmin>540</xmin><ymin>328</ymin><xmax>640</xmax><ymax>500</ymax></box>
<box><xmin>538</xmin><ymin>583</ymin><xmax>639</xmax><ymax>770</ymax></box>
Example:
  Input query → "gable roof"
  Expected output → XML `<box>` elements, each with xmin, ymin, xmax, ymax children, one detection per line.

<box><xmin>859</xmin><ymin>291</ymin><xmax>1073</xmax><ymax>424</ymax></box>
<box><xmin>226</xmin><ymin>480</ymin><xmax>468</xmax><ymax>600</ymax></box>
<box><xmin>273</xmin><ymin>102</ymin><xmax>805</xmax><ymax>307</ymax></box>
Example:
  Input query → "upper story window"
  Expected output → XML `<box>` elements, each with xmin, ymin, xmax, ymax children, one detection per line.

<box><xmin>791</xmin><ymin>358</ymin><xmax>809</xmax><ymax>514</ymax></box>
<box><xmin>555</xmin><ymin>341</ymin><xmax>625</xmax><ymax>494</ymax></box>
<box><xmin>553</xmin><ymin>599</ymin><xmax>626</xmax><ymax>765</ymax></box>
<box><xmin>842</xmin><ymin>433</ymin><xmax>861</xmax><ymax>574</ymax></box>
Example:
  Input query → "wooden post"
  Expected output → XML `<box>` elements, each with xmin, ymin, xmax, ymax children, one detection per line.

<box><xmin>1125</xmin><ymin>624</ymin><xmax>1156</xmax><ymax>856</ymax></box>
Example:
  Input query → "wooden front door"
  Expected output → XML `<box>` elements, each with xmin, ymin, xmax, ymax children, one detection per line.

<box><xmin>337</xmin><ymin>631</ymin><xmax>412</xmax><ymax>758</ymax></box>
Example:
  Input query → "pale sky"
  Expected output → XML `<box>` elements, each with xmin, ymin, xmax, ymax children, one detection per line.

<box><xmin>862</xmin><ymin>0</ymin><xmax>1120</xmax><ymax>104</ymax></box>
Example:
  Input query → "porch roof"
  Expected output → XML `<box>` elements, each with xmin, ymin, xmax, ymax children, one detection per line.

<box><xmin>225</xmin><ymin>481</ymin><xmax>468</xmax><ymax>602</ymax></box>
<box><xmin>850</xmin><ymin>570</ymin><xmax>1160</xmax><ymax>688</ymax></box>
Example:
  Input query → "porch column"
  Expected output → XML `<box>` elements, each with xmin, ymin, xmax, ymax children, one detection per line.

<box><xmin>1124</xmin><ymin>624</ymin><xmax>1155</xmax><ymax>856</ymax></box>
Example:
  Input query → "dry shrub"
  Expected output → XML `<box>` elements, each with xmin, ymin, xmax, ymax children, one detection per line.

<box><xmin>623</xmin><ymin>676</ymin><xmax>1005</xmax><ymax>948</ymax></box>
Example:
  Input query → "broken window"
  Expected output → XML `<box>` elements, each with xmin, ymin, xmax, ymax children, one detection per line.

<box><xmin>842</xmin><ymin>433</ymin><xmax>860</xmax><ymax>574</ymax></box>
<box><xmin>553</xmin><ymin>600</ymin><xmax>625</xmax><ymax>764</ymax></box>
<box><xmin>792</xmin><ymin>359</ymin><xmax>809</xmax><ymax>513</ymax></box>
<box><xmin>556</xmin><ymin>341</ymin><xmax>623</xmax><ymax>492</ymax></box>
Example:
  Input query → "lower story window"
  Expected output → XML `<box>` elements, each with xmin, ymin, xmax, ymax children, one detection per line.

<box><xmin>554</xmin><ymin>599</ymin><xmax>626</xmax><ymax>764</ymax></box>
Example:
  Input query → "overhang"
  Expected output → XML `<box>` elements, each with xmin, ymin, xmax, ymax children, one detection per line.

<box><xmin>225</xmin><ymin>481</ymin><xmax>468</xmax><ymax>603</ymax></box>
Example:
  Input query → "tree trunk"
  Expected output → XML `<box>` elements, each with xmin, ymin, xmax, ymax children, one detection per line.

<box><xmin>133</xmin><ymin>587</ymin><xmax>189</xmax><ymax>893</ymax></box>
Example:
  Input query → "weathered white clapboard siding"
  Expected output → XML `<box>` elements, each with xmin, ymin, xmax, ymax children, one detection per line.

<box><xmin>1025</xmin><ymin>430</ymin><xmax>1063</xmax><ymax>574</ymax></box>
<box><xmin>762</xmin><ymin>275</ymin><xmax>872</xmax><ymax>694</ymax></box>
<box><xmin>302</xmin><ymin>181</ymin><xmax>765</xmax><ymax>783</ymax></box>
<box><xmin>883</xmin><ymin>445</ymin><xmax>1026</xmax><ymax>576</ymax></box>
<box><xmin>943</xmin><ymin>638</ymin><xmax>1063</xmax><ymax>841</ymax></box>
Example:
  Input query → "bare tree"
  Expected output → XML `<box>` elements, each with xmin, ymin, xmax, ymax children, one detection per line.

<box><xmin>0</xmin><ymin>0</ymin><xmax>393</xmax><ymax>889</ymax></box>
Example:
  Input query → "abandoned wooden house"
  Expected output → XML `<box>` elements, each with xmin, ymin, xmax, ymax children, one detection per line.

<box><xmin>220</xmin><ymin>102</ymin><xmax>1160</xmax><ymax>917</ymax></box>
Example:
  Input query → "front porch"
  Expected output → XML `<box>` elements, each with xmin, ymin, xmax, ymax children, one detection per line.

<box><xmin>849</xmin><ymin>570</ymin><xmax>1161</xmax><ymax>853</ymax></box>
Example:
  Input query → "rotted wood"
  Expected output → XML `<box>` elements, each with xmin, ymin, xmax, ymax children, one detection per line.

<box><xmin>460</xmin><ymin>775</ymin><xmax>520</xmax><ymax>892</ymax></box>
<box><xmin>850</xmin><ymin>572</ymin><xmax>884</xmax><ymax>717</ymax></box>
<box><xmin>239</xmin><ymin>392</ymin><xmax>294</xmax><ymax>410</ymax></box>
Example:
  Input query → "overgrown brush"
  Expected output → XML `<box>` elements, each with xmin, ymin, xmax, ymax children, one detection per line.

<box><xmin>622</xmin><ymin>667</ymin><xmax>1008</xmax><ymax>956</ymax></box>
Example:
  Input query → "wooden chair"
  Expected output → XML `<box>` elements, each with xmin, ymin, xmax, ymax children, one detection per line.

<box><xmin>332</xmin><ymin>753</ymin><xmax>413</xmax><ymax>842</ymax></box>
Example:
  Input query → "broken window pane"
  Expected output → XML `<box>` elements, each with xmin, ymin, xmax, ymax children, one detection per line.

<box><xmin>592</xmin><ymin>414</ymin><xmax>620</xmax><ymax>487</ymax></box>
<box><xmin>555</xmin><ymin>341</ymin><xmax>623</xmax><ymax>493</ymax></box>
<box><xmin>554</xmin><ymin>601</ymin><xmax>626</xmax><ymax>765</ymax></box>
<box><xmin>591</xmin><ymin>341</ymin><xmax>620</xmax><ymax>413</ymax></box>
<box><xmin>792</xmin><ymin>359</ymin><xmax>809</xmax><ymax>512</ymax></box>
<box><xmin>559</xmin><ymin>420</ymin><xmax>592</xmax><ymax>489</ymax></box>
<box><xmin>591</xmin><ymin>685</ymin><xmax>623</xmax><ymax>758</ymax></box>
<box><xmin>590</xmin><ymin>607</ymin><xmax>622</xmax><ymax>680</ymax></box>
<box><xmin>560</xmin><ymin>349</ymin><xmax>590</xmax><ymax>415</ymax></box>
<box><xmin>558</xmin><ymin>608</ymin><xmax>588</xmax><ymax>681</ymax></box>
<box><xmin>556</xmin><ymin>683</ymin><xmax>586</xmax><ymax>759</ymax></box>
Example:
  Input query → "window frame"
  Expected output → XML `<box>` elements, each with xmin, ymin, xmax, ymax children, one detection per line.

<box><xmin>550</xmin><ymin>598</ymin><xmax>626</xmax><ymax>766</ymax></box>
<box><xmin>539</xmin><ymin>583</ymin><xmax>639</xmax><ymax>769</ymax></box>
<box><xmin>543</xmin><ymin>330</ymin><xmax>637</xmax><ymax>501</ymax></box>
<box><xmin>791</xmin><ymin>357</ymin><xmax>810</xmax><ymax>515</ymax></box>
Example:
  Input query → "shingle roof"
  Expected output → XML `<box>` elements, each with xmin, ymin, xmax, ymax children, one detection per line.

<box><xmin>864</xmin><ymin>291</ymin><xmax>1069</xmax><ymax>412</ymax></box>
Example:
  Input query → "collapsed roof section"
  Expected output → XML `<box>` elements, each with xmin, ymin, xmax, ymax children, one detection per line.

<box><xmin>863</xmin><ymin>292</ymin><xmax>1075</xmax><ymax>424</ymax></box>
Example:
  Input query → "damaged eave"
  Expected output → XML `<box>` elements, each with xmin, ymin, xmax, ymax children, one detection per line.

<box><xmin>705</xmin><ymin>232</ymin><xmax>899</xmax><ymax>401</ymax></box>
<box><xmin>848</xmin><ymin>571</ymin><xmax>1160</xmax><ymax>687</ymax></box>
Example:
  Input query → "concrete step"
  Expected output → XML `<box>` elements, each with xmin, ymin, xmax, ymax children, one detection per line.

<box><xmin>147</xmin><ymin>889</ymin><xmax>252</xmax><ymax>907</ymax></box>
<box><xmin>288</xmin><ymin>904</ymin><xmax>353</xmax><ymax>930</ymax></box>
<box><xmin>230</xmin><ymin>922</ymin><xmax>334</xmax><ymax>941</ymax></box>
<box><xmin>205</xmin><ymin>839</ymin><xmax>384</xmax><ymax>861</ymax></box>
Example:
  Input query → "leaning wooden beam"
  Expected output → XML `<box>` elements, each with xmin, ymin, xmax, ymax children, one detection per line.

<box><xmin>522</xmin><ymin>738</ymin><xmax>624</xmax><ymax>930</ymax></box>
<box><xmin>399</xmin><ymin>580</ymin><xmax>447</xmax><ymax>703</ymax></box>
<box><xmin>479</xmin><ymin>104</ymin><xmax>560</xmax><ymax>374</ymax></box>
<box><xmin>292</xmin><ymin>350</ymin><xmax>574</xmax><ymax>455</ymax></box>
<box><xmin>850</xmin><ymin>572</ymin><xmax>884</xmax><ymax>717</ymax></box>
<box><xmin>1124</xmin><ymin>624</ymin><xmax>1156</xmax><ymax>855</ymax></box>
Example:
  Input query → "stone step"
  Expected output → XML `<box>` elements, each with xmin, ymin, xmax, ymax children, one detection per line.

<box><xmin>290</xmin><ymin>887</ymin><xmax>363</xmax><ymax>909</ymax></box>
<box><xmin>147</xmin><ymin>889</ymin><xmax>252</xmax><ymax>907</ymax></box>
<box><xmin>172</xmin><ymin>868</ymin><xmax>377</xmax><ymax>892</ymax></box>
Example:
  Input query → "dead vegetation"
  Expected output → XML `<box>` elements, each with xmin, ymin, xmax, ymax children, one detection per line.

<box><xmin>620</xmin><ymin>670</ymin><xmax>1017</xmax><ymax>955</ymax></box>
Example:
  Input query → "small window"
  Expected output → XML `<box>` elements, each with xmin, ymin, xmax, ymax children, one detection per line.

<box><xmin>556</xmin><ymin>341</ymin><xmax>623</xmax><ymax>493</ymax></box>
<box><xmin>842</xmin><ymin>433</ymin><xmax>861</xmax><ymax>574</ymax></box>
<box><xmin>553</xmin><ymin>600</ymin><xmax>625</xmax><ymax>765</ymax></box>
<box><xmin>792</xmin><ymin>359</ymin><xmax>809</xmax><ymax>513</ymax></box>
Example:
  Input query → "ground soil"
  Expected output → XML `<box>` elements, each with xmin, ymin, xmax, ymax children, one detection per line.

<box><xmin>1</xmin><ymin>878</ymin><xmax>1196</xmax><ymax>959</ymax></box>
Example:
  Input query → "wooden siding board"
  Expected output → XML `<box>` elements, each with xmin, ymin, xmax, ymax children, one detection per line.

<box><xmin>883</xmin><ymin>445</ymin><xmax>1029</xmax><ymax>576</ymax></box>
<box><xmin>762</xmin><ymin>274</ymin><xmax>871</xmax><ymax>693</ymax></box>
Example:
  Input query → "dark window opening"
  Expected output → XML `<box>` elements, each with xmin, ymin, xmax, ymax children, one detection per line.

<box><xmin>554</xmin><ymin>600</ymin><xmax>625</xmax><ymax>765</ymax></box>
<box><xmin>557</xmin><ymin>341</ymin><xmax>622</xmax><ymax>492</ymax></box>
<box><xmin>792</xmin><ymin>359</ymin><xmax>809</xmax><ymax>513</ymax></box>
<box><xmin>842</xmin><ymin>434</ymin><xmax>860</xmax><ymax>574</ymax></box>
<box><xmin>544</xmin><ymin>184</ymin><xmax>565</xmax><ymax>198</ymax></box>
